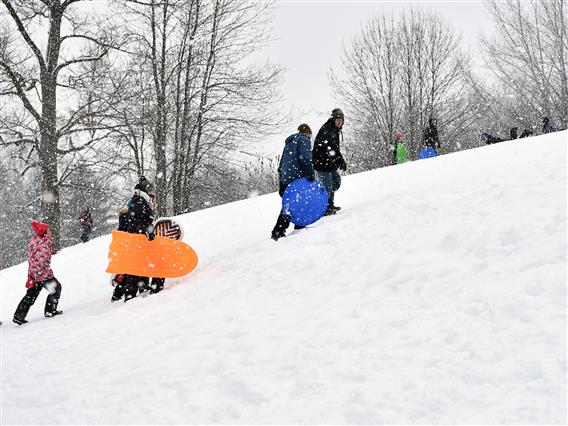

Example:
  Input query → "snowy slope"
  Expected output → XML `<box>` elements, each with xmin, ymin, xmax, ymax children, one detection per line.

<box><xmin>1</xmin><ymin>132</ymin><xmax>566</xmax><ymax>424</ymax></box>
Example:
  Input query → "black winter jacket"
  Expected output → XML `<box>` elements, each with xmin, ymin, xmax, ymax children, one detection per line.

<box><xmin>312</xmin><ymin>118</ymin><xmax>344</xmax><ymax>172</ymax></box>
<box><xmin>125</xmin><ymin>191</ymin><xmax>154</xmax><ymax>235</ymax></box>
<box><xmin>423</xmin><ymin>124</ymin><xmax>440</xmax><ymax>149</ymax></box>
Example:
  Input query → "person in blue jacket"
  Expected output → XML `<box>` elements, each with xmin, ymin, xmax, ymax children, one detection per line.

<box><xmin>271</xmin><ymin>124</ymin><xmax>316</xmax><ymax>241</ymax></box>
<box><xmin>542</xmin><ymin>117</ymin><xmax>557</xmax><ymax>134</ymax></box>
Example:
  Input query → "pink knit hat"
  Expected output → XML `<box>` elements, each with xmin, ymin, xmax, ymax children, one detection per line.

<box><xmin>31</xmin><ymin>220</ymin><xmax>49</xmax><ymax>237</ymax></box>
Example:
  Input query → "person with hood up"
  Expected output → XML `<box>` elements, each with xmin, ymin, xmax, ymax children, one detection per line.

<box><xmin>271</xmin><ymin>124</ymin><xmax>315</xmax><ymax>241</ymax></box>
<box><xmin>13</xmin><ymin>221</ymin><xmax>62</xmax><ymax>325</ymax></box>
<box><xmin>312</xmin><ymin>108</ymin><xmax>347</xmax><ymax>215</ymax></box>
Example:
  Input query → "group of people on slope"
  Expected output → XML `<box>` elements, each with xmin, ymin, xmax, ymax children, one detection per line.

<box><xmin>481</xmin><ymin>116</ymin><xmax>558</xmax><ymax>145</ymax></box>
<box><xmin>271</xmin><ymin>108</ymin><xmax>347</xmax><ymax>241</ymax></box>
<box><xmin>392</xmin><ymin>117</ymin><xmax>441</xmax><ymax>165</ymax></box>
<box><xmin>11</xmin><ymin>176</ymin><xmax>164</xmax><ymax>325</ymax></box>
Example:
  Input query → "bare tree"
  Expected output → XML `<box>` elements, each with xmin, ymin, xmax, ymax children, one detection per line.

<box><xmin>482</xmin><ymin>0</ymin><xmax>568</xmax><ymax>130</ymax></box>
<box><xmin>331</xmin><ymin>15</ymin><xmax>399</xmax><ymax>169</ymax></box>
<box><xmin>119</xmin><ymin>0</ymin><xmax>283</xmax><ymax>215</ymax></box>
<box><xmin>331</xmin><ymin>7</ymin><xmax>471</xmax><ymax>169</ymax></box>
<box><xmin>0</xmin><ymin>0</ymin><xmax>121</xmax><ymax>247</ymax></box>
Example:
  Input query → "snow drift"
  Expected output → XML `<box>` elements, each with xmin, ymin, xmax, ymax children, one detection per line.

<box><xmin>1</xmin><ymin>131</ymin><xmax>566</xmax><ymax>424</ymax></box>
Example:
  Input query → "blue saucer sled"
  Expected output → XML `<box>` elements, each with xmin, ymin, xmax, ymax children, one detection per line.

<box><xmin>282</xmin><ymin>178</ymin><xmax>329</xmax><ymax>226</ymax></box>
<box><xmin>418</xmin><ymin>146</ymin><xmax>437</xmax><ymax>159</ymax></box>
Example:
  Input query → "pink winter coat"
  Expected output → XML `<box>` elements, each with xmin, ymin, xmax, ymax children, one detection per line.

<box><xmin>28</xmin><ymin>233</ymin><xmax>54</xmax><ymax>282</ymax></box>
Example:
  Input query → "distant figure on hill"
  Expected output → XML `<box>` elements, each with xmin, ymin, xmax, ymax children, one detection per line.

<box><xmin>79</xmin><ymin>206</ymin><xmax>94</xmax><ymax>242</ymax></box>
<box><xmin>542</xmin><ymin>117</ymin><xmax>557</xmax><ymax>134</ymax></box>
<box><xmin>519</xmin><ymin>129</ymin><xmax>534</xmax><ymax>138</ymax></box>
<box><xmin>394</xmin><ymin>131</ymin><xmax>407</xmax><ymax>164</ymax></box>
<box><xmin>422</xmin><ymin>118</ymin><xmax>441</xmax><ymax>152</ymax></box>
<box><xmin>509</xmin><ymin>127</ymin><xmax>518</xmax><ymax>140</ymax></box>
<box><xmin>13</xmin><ymin>221</ymin><xmax>63</xmax><ymax>325</ymax></box>
<box><xmin>480</xmin><ymin>132</ymin><xmax>504</xmax><ymax>145</ymax></box>
<box><xmin>271</xmin><ymin>124</ymin><xmax>315</xmax><ymax>241</ymax></box>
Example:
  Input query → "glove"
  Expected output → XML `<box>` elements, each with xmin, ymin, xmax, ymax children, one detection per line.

<box><xmin>25</xmin><ymin>276</ymin><xmax>35</xmax><ymax>289</ymax></box>
<box><xmin>338</xmin><ymin>158</ymin><xmax>347</xmax><ymax>171</ymax></box>
<box><xmin>307</xmin><ymin>175</ymin><xmax>315</xmax><ymax>182</ymax></box>
<box><xmin>146</xmin><ymin>224</ymin><xmax>155</xmax><ymax>241</ymax></box>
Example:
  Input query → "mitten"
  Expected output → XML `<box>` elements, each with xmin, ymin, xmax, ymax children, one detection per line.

<box><xmin>25</xmin><ymin>276</ymin><xmax>35</xmax><ymax>289</ymax></box>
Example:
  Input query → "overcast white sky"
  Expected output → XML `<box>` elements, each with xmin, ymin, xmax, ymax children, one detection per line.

<box><xmin>253</xmin><ymin>0</ymin><xmax>491</xmax><ymax>158</ymax></box>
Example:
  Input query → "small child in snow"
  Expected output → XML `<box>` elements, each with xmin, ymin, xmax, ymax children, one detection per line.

<box><xmin>13</xmin><ymin>221</ymin><xmax>63</xmax><ymax>325</ymax></box>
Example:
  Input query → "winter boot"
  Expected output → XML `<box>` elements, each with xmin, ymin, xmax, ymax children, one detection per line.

<box><xmin>45</xmin><ymin>310</ymin><xmax>63</xmax><ymax>318</ymax></box>
<box><xmin>13</xmin><ymin>317</ymin><xmax>28</xmax><ymax>325</ymax></box>
<box><xmin>271</xmin><ymin>230</ymin><xmax>286</xmax><ymax>241</ymax></box>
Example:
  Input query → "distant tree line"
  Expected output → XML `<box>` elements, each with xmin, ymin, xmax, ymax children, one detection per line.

<box><xmin>331</xmin><ymin>0</ymin><xmax>567</xmax><ymax>172</ymax></box>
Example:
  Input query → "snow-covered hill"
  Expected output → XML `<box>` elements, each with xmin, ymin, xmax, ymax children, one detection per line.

<box><xmin>1</xmin><ymin>132</ymin><xmax>566</xmax><ymax>424</ymax></box>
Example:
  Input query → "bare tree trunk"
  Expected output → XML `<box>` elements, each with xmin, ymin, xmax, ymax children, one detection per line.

<box><xmin>1</xmin><ymin>0</ymin><xmax>116</xmax><ymax>247</ymax></box>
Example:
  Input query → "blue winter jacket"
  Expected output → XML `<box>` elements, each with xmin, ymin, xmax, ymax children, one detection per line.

<box><xmin>278</xmin><ymin>132</ymin><xmax>315</xmax><ymax>186</ymax></box>
<box><xmin>543</xmin><ymin>122</ymin><xmax>557</xmax><ymax>134</ymax></box>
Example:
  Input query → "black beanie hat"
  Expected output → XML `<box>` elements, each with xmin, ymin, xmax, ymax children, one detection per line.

<box><xmin>135</xmin><ymin>175</ymin><xmax>155</xmax><ymax>195</ymax></box>
<box><xmin>331</xmin><ymin>108</ymin><xmax>344</xmax><ymax>120</ymax></box>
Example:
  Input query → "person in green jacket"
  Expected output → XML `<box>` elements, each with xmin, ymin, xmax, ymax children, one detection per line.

<box><xmin>395</xmin><ymin>131</ymin><xmax>407</xmax><ymax>164</ymax></box>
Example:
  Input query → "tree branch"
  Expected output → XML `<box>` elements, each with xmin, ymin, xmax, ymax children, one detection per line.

<box><xmin>1</xmin><ymin>0</ymin><xmax>46</xmax><ymax>72</ymax></box>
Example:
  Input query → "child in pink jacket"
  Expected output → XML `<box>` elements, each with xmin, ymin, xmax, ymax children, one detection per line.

<box><xmin>13</xmin><ymin>221</ymin><xmax>63</xmax><ymax>325</ymax></box>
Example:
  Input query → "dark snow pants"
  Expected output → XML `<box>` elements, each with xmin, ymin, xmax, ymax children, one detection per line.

<box><xmin>113</xmin><ymin>275</ymin><xmax>164</xmax><ymax>301</ymax></box>
<box><xmin>14</xmin><ymin>278</ymin><xmax>62</xmax><ymax>320</ymax></box>
<box><xmin>80</xmin><ymin>224</ymin><xmax>92</xmax><ymax>242</ymax></box>
<box><xmin>316</xmin><ymin>170</ymin><xmax>341</xmax><ymax>207</ymax></box>
<box><xmin>272</xmin><ymin>182</ymin><xmax>291</xmax><ymax>236</ymax></box>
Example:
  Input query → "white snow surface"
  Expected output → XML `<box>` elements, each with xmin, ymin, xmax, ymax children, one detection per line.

<box><xmin>1</xmin><ymin>132</ymin><xmax>566</xmax><ymax>424</ymax></box>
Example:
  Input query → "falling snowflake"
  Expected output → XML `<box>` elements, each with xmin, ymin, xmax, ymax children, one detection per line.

<box><xmin>42</xmin><ymin>191</ymin><xmax>56</xmax><ymax>204</ymax></box>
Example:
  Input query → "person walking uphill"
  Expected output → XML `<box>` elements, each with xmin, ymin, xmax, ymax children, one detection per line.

<box><xmin>13</xmin><ymin>221</ymin><xmax>62</xmax><ymax>325</ymax></box>
<box><xmin>79</xmin><ymin>206</ymin><xmax>94</xmax><ymax>242</ymax></box>
<box><xmin>542</xmin><ymin>117</ymin><xmax>557</xmax><ymax>134</ymax></box>
<box><xmin>271</xmin><ymin>124</ymin><xmax>315</xmax><ymax>241</ymax></box>
<box><xmin>422</xmin><ymin>118</ymin><xmax>441</xmax><ymax>152</ymax></box>
<box><xmin>111</xmin><ymin>176</ymin><xmax>157</xmax><ymax>302</ymax></box>
<box><xmin>312</xmin><ymin>108</ymin><xmax>347</xmax><ymax>215</ymax></box>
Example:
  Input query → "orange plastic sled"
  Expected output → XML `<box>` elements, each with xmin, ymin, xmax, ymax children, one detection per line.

<box><xmin>106</xmin><ymin>231</ymin><xmax>198</xmax><ymax>278</ymax></box>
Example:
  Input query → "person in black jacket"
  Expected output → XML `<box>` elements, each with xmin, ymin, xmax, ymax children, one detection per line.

<box><xmin>79</xmin><ymin>207</ymin><xmax>94</xmax><ymax>242</ymax></box>
<box><xmin>312</xmin><ymin>108</ymin><xmax>347</xmax><ymax>215</ymax></box>
<box><xmin>422</xmin><ymin>117</ymin><xmax>440</xmax><ymax>151</ymax></box>
<box><xmin>111</xmin><ymin>176</ymin><xmax>156</xmax><ymax>302</ymax></box>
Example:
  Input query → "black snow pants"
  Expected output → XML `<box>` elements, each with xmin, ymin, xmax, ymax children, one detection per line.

<box><xmin>14</xmin><ymin>278</ymin><xmax>62</xmax><ymax>320</ymax></box>
<box><xmin>272</xmin><ymin>182</ymin><xmax>291</xmax><ymax>236</ymax></box>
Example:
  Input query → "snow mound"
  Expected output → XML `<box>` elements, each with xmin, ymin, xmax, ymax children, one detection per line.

<box><xmin>1</xmin><ymin>131</ymin><xmax>566</xmax><ymax>424</ymax></box>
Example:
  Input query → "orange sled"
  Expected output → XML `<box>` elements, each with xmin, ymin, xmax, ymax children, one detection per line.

<box><xmin>106</xmin><ymin>231</ymin><xmax>198</xmax><ymax>278</ymax></box>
